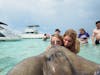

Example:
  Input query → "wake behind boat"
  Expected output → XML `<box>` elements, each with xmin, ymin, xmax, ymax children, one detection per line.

<box><xmin>0</xmin><ymin>22</ymin><xmax>21</xmax><ymax>41</ymax></box>
<box><xmin>21</xmin><ymin>25</ymin><xmax>44</xmax><ymax>39</ymax></box>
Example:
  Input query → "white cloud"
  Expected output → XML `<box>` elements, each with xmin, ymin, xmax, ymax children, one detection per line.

<box><xmin>0</xmin><ymin>0</ymin><xmax>97</xmax><ymax>18</ymax></box>
<box><xmin>0</xmin><ymin>0</ymin><xmax>58</xmax><ymax>17</ymax></box>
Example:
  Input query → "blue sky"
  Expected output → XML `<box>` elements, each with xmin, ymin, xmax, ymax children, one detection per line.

<box><xmin>0</xmin><ymin>0</ymin><xmax>100</xmax><ymax>35</ymax></box>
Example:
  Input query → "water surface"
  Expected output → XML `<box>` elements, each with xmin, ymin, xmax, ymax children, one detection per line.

<box><xmin>0</xmin><ymin>39</ymin><xmax>100</xmax><ymax>75</ymax></box>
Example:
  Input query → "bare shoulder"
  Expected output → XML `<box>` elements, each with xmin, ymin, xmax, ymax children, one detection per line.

<box><xmin>93</xmin><ymin>28</ymin><xmax>97</xmax><ymax>32</ymax></box>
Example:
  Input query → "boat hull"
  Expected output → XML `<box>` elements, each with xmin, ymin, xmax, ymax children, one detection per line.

<box><xmin>0</xmin><ymin>37</ymin><xmax>21</xmax><ymax>41</ymax></box>
<box><xmin>21</xmin><ymin>34</ymin><xmax>44</xmax><ymax>39</ymax></box>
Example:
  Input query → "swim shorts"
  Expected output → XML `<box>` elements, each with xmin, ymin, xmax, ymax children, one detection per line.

<box><xmin>95</xmin><ymin>40</ymin><xmax>100</xmax><ymax>45</ymax></box>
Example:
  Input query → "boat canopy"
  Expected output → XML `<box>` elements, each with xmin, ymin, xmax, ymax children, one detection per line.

<box><xmin>0</xmin><ymin>22</ymin><xmax>8</xmax><ymax>26</ymax></box>
<box><xmin>27</xmin><ymin>25</ymin><xmax>39</xmax><ymax>27</ymax></box>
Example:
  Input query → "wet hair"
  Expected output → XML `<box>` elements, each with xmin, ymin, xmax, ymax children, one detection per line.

<box><xmin>44</xmin><ymin>33</ymin><xmax>47</xmax><ymax>36</ymax></box>
<box><xmin>63</xmin><ymin>29</ymin><xmax>77</xmax><ymax>53</ymax></box>
<box><xmin>55</xmin><ymin>28</ymin><xmax>60</xmax><ymax>32</ymax></box>
<box><xmin>51</xmin><ymin>34</ymin><xmax>63</xmax><ymax>46</ymax></box>
<box><xmin>96</xmin><ymin>21</ymin><xmax>100</xmax><ymax>24</ymax></box>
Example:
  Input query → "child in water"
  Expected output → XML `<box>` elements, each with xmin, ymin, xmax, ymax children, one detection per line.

<box><xmin>63</xmin><ymin>29</ymin><xmax>80</xmax><ymax>54</ymax></box>
<box><xmin>46</xmin><ymin>34</ymin><xmax>63</xmax><ymax>50</ymax></box>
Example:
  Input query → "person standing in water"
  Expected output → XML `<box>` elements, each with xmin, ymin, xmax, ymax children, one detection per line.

<box><xmin>43</xmin><ymin>33</ymin><xmax>48</xmax><ymax>41</ymax></box>
<box><xmin>92</xmin><ymin>21</ymin><xmax>100</xmax><ymax>45</ymax></box>
<box><xmin>78</xmin><ymin>28</ymin><xmax>90</xmax><ymax>44</ymax></box>
<box><xmin>54</xmin><ymin>28</ymin><xmax>61</xmax><ymax>35</ymax></box>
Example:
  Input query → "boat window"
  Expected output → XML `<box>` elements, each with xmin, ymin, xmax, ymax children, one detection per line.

<box><xmin>26</xmin><ymin>32</ymin><xmax>35</xmax><ymax>34</ymax></box>
<box><xmin>25</xmin><ymin>32</ymin><xmax>38</xmax><ymax>34</ymax></box>
<box><xmin>31</xmin><ymin>32</ymin><xmax>34</xmax><ymax>33</ymax></box>
<box><xmin>0</xmin><ymin>32</ymin><xmax>5</xmax><ymax>37</ymax></box>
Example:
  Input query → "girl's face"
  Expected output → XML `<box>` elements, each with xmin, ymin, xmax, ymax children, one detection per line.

<box><xmin>80</xmin><ymin>30</ymin><xmax>85</xmax><ymax>34</ymax></box>
<box><xmin>51</xmin><ymin>36</ymin><xmax>62</xmax><ymax>46</ymax></box>
<box><xmin>63</xmin><ymin>35</ymin><xmax>73</xmax><ymax>48</ymax></box>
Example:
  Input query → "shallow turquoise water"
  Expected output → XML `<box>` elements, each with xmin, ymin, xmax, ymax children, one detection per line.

<box><xmin>0</xmin><ymin>39</ymin><xmax>100</xmax><ymax>75</ymax></box>
<box><xmin>0</xmin><ymin>39</ymin><xmax>50</xmax><ymax>75</ymax></box>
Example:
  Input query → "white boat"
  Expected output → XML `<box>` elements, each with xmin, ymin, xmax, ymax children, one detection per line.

<box><xmin>21</xmin><ymin>25</ymin><xmax>44</xmax><ymax>39</ymax></box>
<box><xmin>0</xmin><ymin>22</ymin><xmax>21</xmax><ymax>41</ymax></box>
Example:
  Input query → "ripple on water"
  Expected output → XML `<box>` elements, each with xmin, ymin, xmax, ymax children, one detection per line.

<box><xmin>0</xmin><ymin>56</ymin><xmax>18</xmax><ymax>75</ymax></box>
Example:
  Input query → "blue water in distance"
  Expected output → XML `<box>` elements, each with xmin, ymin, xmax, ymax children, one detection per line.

<box><xmin>0</xmin><ymin>39</ymin><xmax>100</xmax><ymax>75</ymax></box>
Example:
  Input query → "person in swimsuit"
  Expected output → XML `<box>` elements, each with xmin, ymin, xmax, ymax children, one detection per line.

<box><xmin>92</xmin><ymin>21</ymin><xmax>100</xmax><ymax>45</ymax></box>
<box><xmin>78</xmin><ymin>28</ymin><xmax>90</xmax><ymax>44</ymax></box>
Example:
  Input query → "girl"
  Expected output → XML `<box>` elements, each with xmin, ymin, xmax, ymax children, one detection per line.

<box><xmin>63</xmin><ymin>29</ymin><xmax>80</xmax><ymax>54</ymax></box>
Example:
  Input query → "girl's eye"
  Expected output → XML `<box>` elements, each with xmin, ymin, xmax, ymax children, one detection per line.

<box><xmin>64</xmin><ymin>39</ymin><xmax>72</xmax><ymax>42</ymax></box>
